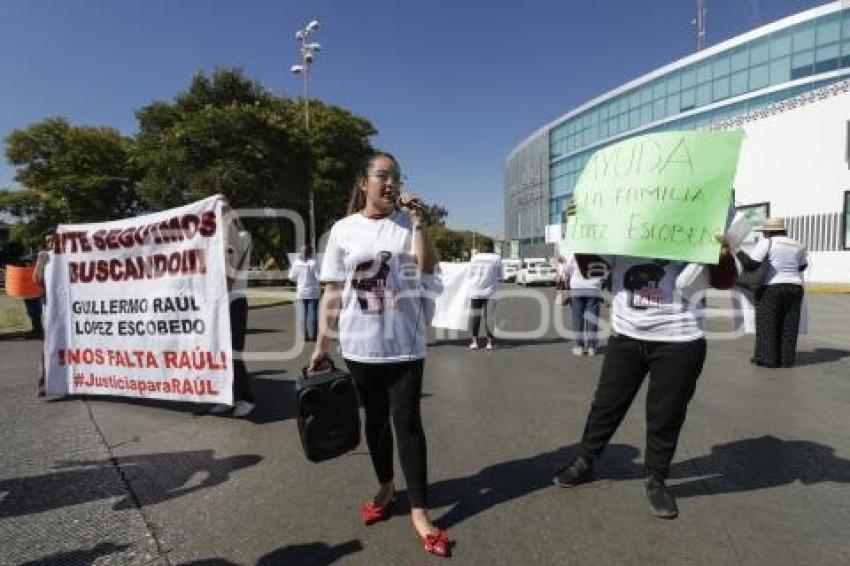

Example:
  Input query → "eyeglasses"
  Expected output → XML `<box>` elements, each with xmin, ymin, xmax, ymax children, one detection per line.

<box><xmin>368</xmin><ymin>170</ymin><xmax>402</xmax><ymax>184</ymax></box>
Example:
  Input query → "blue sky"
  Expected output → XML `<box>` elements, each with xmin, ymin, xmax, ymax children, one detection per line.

<box><xmin>0</xmin><ymin>0</ymin><xmax>829</xmax><ymax>237</ymax></box>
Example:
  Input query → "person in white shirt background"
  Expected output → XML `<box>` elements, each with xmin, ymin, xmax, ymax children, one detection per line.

<box><xmin>287</xmin><ymin>244</ymin><xmax>320</xmax><ymax>342</ymax></box>
<box><xmin>309</xmin><ymin>152</ymin><xmax>450</xmax><ymax>558</ymax></box>
<box><xmin>737</xmin><ymin>217</ymin><xmax>808</xmax><ymax>368</ymax></box>
<box><xmin>467</xmin><ymin>240</ymin><xmax>501</xmax><ymax>350</ymax></box>
<box><xmin>562</xmin><ymin>252</ymin><xmax>606</xmax><ymax>357</ymax></box>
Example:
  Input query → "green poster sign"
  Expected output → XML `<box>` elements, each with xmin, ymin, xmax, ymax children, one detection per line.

<box><xmin>567</xmin><ymin>130</ymin><xmax>743</xmax><ymax>264</ymax></box>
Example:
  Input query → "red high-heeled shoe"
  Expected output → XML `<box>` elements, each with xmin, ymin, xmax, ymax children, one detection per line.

<box><xmin>360</xmin><ymin>497</ymin><xmax>395</xmax><ymax>526</ymax></box>
<box><xmin>413</xmin><ymin>524</ymin><xmax>451</xmax><ymax>558</ymax></box>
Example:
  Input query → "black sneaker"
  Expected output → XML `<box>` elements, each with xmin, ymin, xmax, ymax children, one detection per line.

<box><xmin>645</xmin><ymin>477</ymin><xmax>678</xmax><ymax>519</ymax></box>
<box><xmin>553</xmin><ymin>456</ymin><xmax>593</xmax><ymax>488</ymax></box>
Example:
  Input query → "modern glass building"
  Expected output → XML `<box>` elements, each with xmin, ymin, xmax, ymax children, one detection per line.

<box><xmin>505</xmin><ymin>0</ymin><xmax>850</xmax><ymax>282</ymax></box>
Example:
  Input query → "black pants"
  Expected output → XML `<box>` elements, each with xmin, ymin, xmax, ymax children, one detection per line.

<box><xmin>754</xmin><ymin>284</ymin><xmax>803</xmax><ymax>368</ymax></box>
<box><xmin>345</xmin><ymin>359</ymin><xmax>428</xmax><ymax>508</ymax></box>
<box><xmin>230</xmin><ymin>296</ymin><xmax>254</xmax><ymax>403</ymax></box>
<box><xmin>23</xmin><ymin>298</ymin><xmax>43</xmax><ymax>338</ymax></box>
<box><xmin>469</xmin><ymin>298</ymin><xmax>494</xmax><ymax>339</ymax></box>
<box><xmin>579</xmin><ymin>334</ymin><xmax>706</xmax><ymax>479</ymax></box>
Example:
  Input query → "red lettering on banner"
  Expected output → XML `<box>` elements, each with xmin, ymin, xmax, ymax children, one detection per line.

<box><xmin>60</xmin><ymin>348</ymin><xmax>165</xmax><ymax>368</ymax></box>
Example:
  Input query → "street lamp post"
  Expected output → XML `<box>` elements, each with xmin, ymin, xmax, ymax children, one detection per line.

<box><xmin>291</xmin><ymin>19</ymin><xmax>322</xmax><ymax>249</ymax></box>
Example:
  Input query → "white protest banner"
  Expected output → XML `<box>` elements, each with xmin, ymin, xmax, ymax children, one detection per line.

<box><xmin>44</xmin><ymin>195</ymin><xmax>233</xmax><ymax>404</ymax></box>
<box><xmin>430</xmin><ymin>262</ymin><xmax>471</xmax><ymax>331</ymax></box>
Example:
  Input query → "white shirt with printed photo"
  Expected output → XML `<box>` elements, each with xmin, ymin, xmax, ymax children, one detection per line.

<box><xmin>607</xmin><ymin>256</ymin><xmax>708</xmax><ymax>342</ymax></box>
<box><xmin>321</xmin><ymin>211</ymin><xmax>435</xmax><ymax>363</ymax></box>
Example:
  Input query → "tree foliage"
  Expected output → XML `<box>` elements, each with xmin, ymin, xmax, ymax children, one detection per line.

<box><xmin>427</xmin><ymin>225</ymin><xmax>492</xmax><ymax>261</ymax></box>
<box><xmin>133</xmin><ymin>68</ymin><xmax>375</xmax><ymax>263</ymax></box>
<box><xmin>0</xmin><ymin>117</ymin><xmax>138</xmax><ymax>247</ymax></box>
<box><xmin>0</xmin><ymin>68</ymin><xmax>449</xmax><ymax>266</ymax></box>
<box><xmin>420</xmin><ymin>202</ymin><xmax>448</xmax><ymax>227</ymax></box>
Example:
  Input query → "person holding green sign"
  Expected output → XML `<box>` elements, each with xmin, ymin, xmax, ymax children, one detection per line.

<box><xmin>553</xmin><ymin>131</ymin><xmax>742</xmax><ymax>519</ymax></box>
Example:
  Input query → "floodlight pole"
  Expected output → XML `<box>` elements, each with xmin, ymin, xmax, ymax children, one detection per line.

<box><xmin>292</xmin><ymin>20</ymin><xmax>321</xmax><ymax>249</ymax></box>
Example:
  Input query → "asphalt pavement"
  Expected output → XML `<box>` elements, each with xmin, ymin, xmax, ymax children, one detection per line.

<box><xmin>1</xmin><ymin>287</ymin><xmax>849</xmax><ymax>565</ymax></box>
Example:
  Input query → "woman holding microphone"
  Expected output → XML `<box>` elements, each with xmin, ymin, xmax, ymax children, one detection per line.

<box><xmin>310</xmin><ymin>152</ymin><xmax>450</xmax><ymax>558</ymax></box>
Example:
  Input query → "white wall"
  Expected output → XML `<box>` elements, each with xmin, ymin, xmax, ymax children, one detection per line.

<box><xmin>807</xmin><ymin>251</ymin><xmax>849</xmax><ymax>284</ymax></box>
<box><xmin>732</xmin><ymin>89</ymin><xmax>850</xmax><ymax>284</ymax></box>
<box><xmin>734</xmin><ymin>90</ymin><xmax>850</xmax><ymax>216</ymax></box>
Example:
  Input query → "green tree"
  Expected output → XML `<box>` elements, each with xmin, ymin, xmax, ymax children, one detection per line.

<box><xmin>0</xmin><ymin>117</ymin><xmax>138</xmax><ymax>247</ymax></box>
<box><xmin>420</xmin><ymin>202</ymin><xmax>448</xmax><ymax>227</ymax></box>
<box><xmin>134</xmin><ymin>68</ymin><xmax>375</xmax><ymax>264</ymax></box>
<box><xmin>426</xmin><ymin>225</ymin><xmax>492</xmax><ymax>261</ymax></box>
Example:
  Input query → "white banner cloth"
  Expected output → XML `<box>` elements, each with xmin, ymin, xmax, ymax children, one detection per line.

<box><xmin>430</xmin><ymin>262</ymin><xmax>471</xmax><ymax>331</ymax></box>
<box><xmin>44</xmin><ymin>196</ymin><xmax>233</xmax><ymax>404</ymax></box>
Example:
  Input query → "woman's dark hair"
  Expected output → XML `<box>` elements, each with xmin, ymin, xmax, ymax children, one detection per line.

<box><xmin>301</xmin><ymin>244</ymin><xmax>313</xmax><ymax>261</ymax></box>
<box><xmin>346</xmin><ymin>152</ymin><xmax>400</xmax><ymax>215</ymax></box>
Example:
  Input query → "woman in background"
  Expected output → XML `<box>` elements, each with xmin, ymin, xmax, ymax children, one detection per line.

<box><xmin>562</xmin><ymin>252</ymin><xmax>605</xmax><ymax>356</ymax></box>
<box><xmin>737</xmin><ymin>217</ymin><xmax>807</xmax><ymax>368</ymax></box>
<box><xmin>288</xmin><ymin>244</ymin><xmax>320</xmax><ymax>342</ymax></box>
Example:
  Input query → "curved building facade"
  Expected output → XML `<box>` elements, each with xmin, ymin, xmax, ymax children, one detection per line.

<box><xmin>505</xmin><ymin>1</ymin><xmax>850</xmax><ymax>282</ymax></box>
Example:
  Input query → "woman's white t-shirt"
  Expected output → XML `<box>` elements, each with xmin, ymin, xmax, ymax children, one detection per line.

<box><xmin>562</xmin><ymin>253</ymin><xmax>605</xmax><ymax>292</ymax></box>
<box><xmin>608</xmin><ymin>256</ymin><xmax>709</xmax><ymax>342</ymax></box>
<box><xmin>288</xmin><ymin>258</ymin><xmax>320</xmax><ymax>299</ymax></box>
<box><xmin>320</xmin><ymin>211</ymin><xmax>432</xmax><ymax>363</ymax></box>
<box><xmin>749</xmin><ymin>236</ymin><xmax>807</xmax><ymax>286</ymax></box>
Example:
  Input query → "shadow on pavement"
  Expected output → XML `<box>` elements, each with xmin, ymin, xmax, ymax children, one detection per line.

<box><xmin>422</xmin><ymin>443</ymin><xmax>642</xmax><ymax>530</ymax></box>
<box><xmin>256</xmin><ymin>539</ymin><xmax>364</xmax><ymax>565</ymax></box>
<box><xmin>420</xmin><ymin>436</ymin><xmax>850</xmax><ymax>529</ymax></box>
<box><xmin>670</xmin><ymin>435</ymin><xmax>850</xmax><ymax>498</ymax></box>
<box><xmin>179</xmin><ymin>540</ymin><xmax>364</xmax><ymax>566</ymax></box>
<box><xmin>245</xmin><ymin>328</ymin><xmax>281</xmax><ymax>335</ymax></box>
<box><xmin>793</xmin><ymin>348</ymin><xmax>850</xmax><ymax>367</ymax></box>
<box><xmin>62</xmin><ymin>395</ymin><xmax>207</xmax><ymax>416</ymax></box>
<box><xmin>22</xmin><ymin>542</ymin><xmax>131</xmax><ymax>565</ymax></box>
<box><xmin>0</xmin><ymin>450</ymin><xmax>261</xmax><ymax>518</ymax></box>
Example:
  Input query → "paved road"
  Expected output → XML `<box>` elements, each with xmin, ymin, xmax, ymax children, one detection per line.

<box><xmin>1</xmin><ymin>288</ymin><xmax>849</xmax><ymax>565</ymax></box>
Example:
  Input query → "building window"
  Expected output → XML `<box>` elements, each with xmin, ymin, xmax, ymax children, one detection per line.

<box><xmin>843</xmin><ymin>191</ymin><xmax>850</xmax><ymax>250</ymax></box>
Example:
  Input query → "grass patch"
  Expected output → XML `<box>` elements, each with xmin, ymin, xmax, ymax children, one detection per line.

<box><xmin>245</xmin><ymin>286</ymin><xmax>296</xmax><ymax>309</ymax></box>
<box><xmin>0</xmin><ymin>292</ymin><xmax>34</xmax><ymax>335</ymax></box>
<box><xmin>806</xmin><ymin>284</ymin><xmax>850</xmax><ymax>294</ymax></box>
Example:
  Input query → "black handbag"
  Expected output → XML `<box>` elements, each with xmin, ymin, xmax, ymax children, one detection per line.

<box><xmin>296</xmin><ymin>361</ymin><xmax>361</xmax><ymax>463</ymax></box>
<box><xmin>736</xmin><ymin>239</ymin><xmax>771</xmax><ymax>292</ymax></box>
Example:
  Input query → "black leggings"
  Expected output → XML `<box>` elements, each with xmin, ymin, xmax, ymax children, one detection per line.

<box><xmin>579</xmin><ymin>334</ymin><xmax>706</xmax><ymax>479</ymax></box>
<box><xmin>469</xmin><ymin>298</ymin><xmax>494</xmax><ymax>339</ymax></box>
<box><xmin>345</xmin><ymin>359</ymin><xmax>428</xmax><ymax>508</ymax></box>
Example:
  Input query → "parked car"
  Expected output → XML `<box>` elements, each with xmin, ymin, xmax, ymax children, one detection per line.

<box><xmin>516</xmin><ymin>258</ymin><xmax>557</xmax><ymax>286</ymax></box>
<box><xmin>500</xmin><ymin>259</ymin><xmax>522</xmax><ymax>282</ymax></box>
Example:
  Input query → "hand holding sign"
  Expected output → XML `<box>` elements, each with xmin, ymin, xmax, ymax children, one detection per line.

<box><xmin>567</xmin><ymin>131</ymin><xmax>743</xmax><ymax>264</ymax></box>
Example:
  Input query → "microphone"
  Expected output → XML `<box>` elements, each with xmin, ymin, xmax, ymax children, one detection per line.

<box><xmin>395</xmin><ymin>195</ymin><xmax>423</xmax><ymax>211</ymax></box>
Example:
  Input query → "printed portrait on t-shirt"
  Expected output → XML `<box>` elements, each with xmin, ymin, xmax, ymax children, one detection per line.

<box><xmin>623</xmin><ymin>263</ymin><xmax>667</xmax><ymax>309</ymax></box>
<box><xmin>351</xmin><ymin>251</ymin><xmax>394</xmax><ymax>314</ymax></box>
